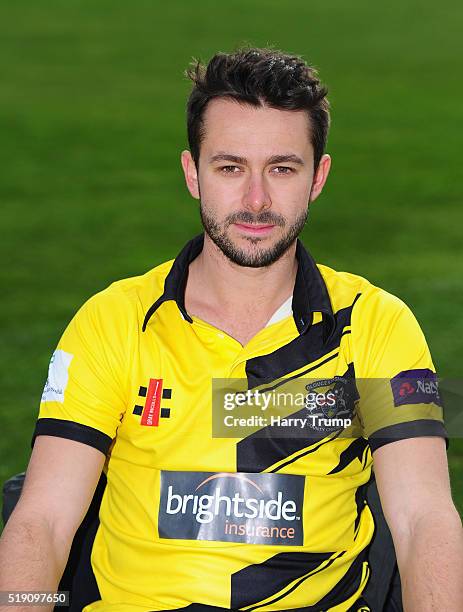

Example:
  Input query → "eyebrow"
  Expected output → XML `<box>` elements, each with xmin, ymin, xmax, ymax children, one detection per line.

<box><xmin>209</xmin><ymin>153</ymin><xmax>305</xmax><ymax>166</ymax></box>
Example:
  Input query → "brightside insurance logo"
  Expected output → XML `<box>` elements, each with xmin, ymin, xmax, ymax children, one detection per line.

<box><xmin>158</xmin><ymin>471</ymin><xmax>305</xmax><ymax>546</ymax></box>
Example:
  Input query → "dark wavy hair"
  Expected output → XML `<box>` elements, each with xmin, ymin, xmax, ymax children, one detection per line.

<box><xmin>186</xmin><ymin>47</ymin><xmax>330</xmax><ymax>170</ymax></box>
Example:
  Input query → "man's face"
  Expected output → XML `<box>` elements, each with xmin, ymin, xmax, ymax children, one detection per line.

<box><xmin>182</xmin><ymin>98</ymin><xmax>330</xmax><ymax>267</ymax></box>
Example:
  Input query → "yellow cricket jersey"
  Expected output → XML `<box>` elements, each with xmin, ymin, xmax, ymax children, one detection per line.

<box><xmin>33</xmin><ymin>234</ymin><xmax>446</xmax><ymax>612</ymax></box>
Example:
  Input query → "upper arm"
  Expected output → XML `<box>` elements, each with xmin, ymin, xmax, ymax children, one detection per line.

<box><xmin>12</xmin><ymin>435</ymin><xmax>106</xmax><ymax>547</ymax></box>
<box><xmin>373</xmin><ymin>437</ymin><xmax>454</xmax><ymax>541</ymax></box>
<box><xmin>372</xmin><ymin>437</ymin><xmax>461</xmax><ymax>573</ymax></box>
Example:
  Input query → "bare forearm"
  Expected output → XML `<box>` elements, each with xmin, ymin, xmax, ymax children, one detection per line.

<box><xmin>398</xmin><ymin>509</ymin><xmax>463</xmax><ymax>611</ymax></box>
<box><xmin>0</xmin><ymin>513</ymin><xmax>70</xmax><ymax>612</ymax></box>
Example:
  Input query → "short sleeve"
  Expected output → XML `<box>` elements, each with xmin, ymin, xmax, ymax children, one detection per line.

<box><xmin>352</xmin><ymin>289</ymin><xmax>448</xmax><ymax>452</ymax></box>
<box><xmin>32</xmin><ymin>286</ymin><xmax>133</xmax><ymax>455</ymax></box>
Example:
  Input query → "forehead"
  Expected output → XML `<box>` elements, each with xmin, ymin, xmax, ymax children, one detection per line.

<box><xmin>201</xmin><ymin>98</ymin><xmax>312</xmax><ymax>157</ymax></box>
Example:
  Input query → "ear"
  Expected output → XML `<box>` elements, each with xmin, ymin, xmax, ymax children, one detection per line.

<box><xmin>309</xmin><ymin>154</ymin><xmax>331</xmax><ymax>202</ymax></box>
<box><xmin>181</xmin><ymin>150</ymin><xmax>200</xmax><ymax>199</ymax></box>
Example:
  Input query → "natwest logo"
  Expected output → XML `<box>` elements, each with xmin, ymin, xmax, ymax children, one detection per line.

<box><xmin>391</xmin><ymin>369</ymin><xmax>442</xmax><ymax>407</ymax></box>
<box><xmin>159</xmin><ymin>471</ymin><xmax>304</xmax><ymax>545</ymax></box>
<box><xmin>416</xmin><ymin>380</ymin><xmax>439</xmax><ymax>395</ymax></box>
<box><xmin>399</xmin><ymin>382</ymin><xmax>415</xmax><ymax>397</ymax></box>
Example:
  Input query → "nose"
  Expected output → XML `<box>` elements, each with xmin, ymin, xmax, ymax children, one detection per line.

<box><xmin>242</xmin><ymin>173</ymin><xmax>271</xmax><ymax>213</ymax></box>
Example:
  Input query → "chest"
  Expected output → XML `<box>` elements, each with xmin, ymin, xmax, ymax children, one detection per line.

<box><xmin>113</xmin><ymin>309</ymin><xmax>363</xmax><ymax>479</ymax></box>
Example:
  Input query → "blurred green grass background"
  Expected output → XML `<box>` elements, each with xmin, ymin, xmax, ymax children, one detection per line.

<box><xmin>0</xmin><ymin>0</ymin><xmax>462</xmax><ymax>517</ymax></box>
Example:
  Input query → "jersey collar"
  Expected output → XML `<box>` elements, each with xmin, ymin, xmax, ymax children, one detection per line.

<box><xmin>142</xmin><ymin>233</ymin><xmax>335</xmax><ymax>341</ymax></box>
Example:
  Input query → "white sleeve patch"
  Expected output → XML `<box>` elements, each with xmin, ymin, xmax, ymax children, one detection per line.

<box><xmin>41</xmin><ymin>349</ymin><xmax>74</xmax><ymax>403</ymax></box>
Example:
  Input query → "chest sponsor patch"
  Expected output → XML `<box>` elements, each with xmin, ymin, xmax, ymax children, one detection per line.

<box><xmin>158</xmin><ymin>471</ymin><xmax>305</xmax><ymax>546</ymax></box>
<box><xmin>391</xmin><ymin>368</ymin><xmax>442</xmax><ymax>407</ymax></box>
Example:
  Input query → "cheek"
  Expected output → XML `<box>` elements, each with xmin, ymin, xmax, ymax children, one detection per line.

<box><xmin>199</xmin><ymin>173</ymin><xmax>244</xmax><ymax>211</ymax></box>
<box><xmin>272</xmin><ymin>178</ymin><xmax>312</xmax><ymax>212</ymax></box>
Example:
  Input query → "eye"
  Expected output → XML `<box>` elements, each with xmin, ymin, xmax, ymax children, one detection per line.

<box><xmin>219</xmin><ymin>165</ymin><xmax>242</xmax><ymax>174</ymax></box>
<box><xmin>271</xmin><ymin>166</ymin><xmax>295</xmax><ymax>175</ymax></box>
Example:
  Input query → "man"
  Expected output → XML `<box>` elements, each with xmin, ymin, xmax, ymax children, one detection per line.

<box><xmin>0</xmin><ymin>47</ymin><xmax>462</xmax><ymax>612</ymax></box>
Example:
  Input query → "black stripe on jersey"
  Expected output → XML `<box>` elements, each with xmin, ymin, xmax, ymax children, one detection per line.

<box><xmin>345</xmin><ymin>597</ymin><xmax>370</xmax><ymax>612</ymax></box>
<box><xmin>237</xmin><ymin>364</ymin><xmax>357</xmax><ymax>473</ymax></box>
<box><xmin>230</xmin><ymin>551</ymin><xmax>336</xmax><ymax>610</ymax></box>
<box><xmin>369</xmin><ymin>419</ymin><xmax>449</xmax><ymax>452</ymax></box>
<box><xmin>257</xmin><ymin>352</ymin><xmax>339</xmax><ymax>394</ymax></box>
<box><xmin>268</xmin><ymin>433</ymin><xmax>342</xmax><ymax>473</ymax></box>
<box><xmin>354</xmin><ymin>480</ymin><xmax>370</xmax><ymax>535</ymax></box>
<box><xmin>328</xmin><ymin>438</ymin><xmax>370</xmax><ymax>475</ymax></box>
<box><xmin>238</xmin><ymin>547</ymin><xmax>368</xmax><ymax>612</ymax></box>
<box><xmin>282</xmin><ymin>548</ymin><xmax>366</xmax><ymax>612</ymax></box>
<box><xmin>237</xmin><ymin>417</ymin><xmax>340</xmax><ymax>473</ymax></box>
<box><xmin>31</xmin><ymin>418</ymin><xmax>113</xmax><ymax>455</ymax></box>
<box><xmin>361</xmin><ymin>480</ymin><xmax>401</xmax><ymax>610</ymax></box>
<box><xmin>245</xmin><ymin>294</ymin><xmax>360</xmax><ymax>388</ymax></box>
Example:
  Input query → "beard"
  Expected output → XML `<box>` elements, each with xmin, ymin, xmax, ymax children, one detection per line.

<box><xmin>200</xmin><ymin>204</ymin><xmax>308</xmax><ymax>268</ymax></box>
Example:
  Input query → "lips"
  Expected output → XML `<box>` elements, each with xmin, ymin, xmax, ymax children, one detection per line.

<box><xmin>234</xmin><ymin>223</ymin><xmax>275</xmax><ymax>235</ymax></box>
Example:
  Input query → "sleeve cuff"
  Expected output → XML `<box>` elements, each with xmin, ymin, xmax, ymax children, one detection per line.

<box><xmin>369</xmin><ymin>419</ymin><xmax>449</xmax><ymax>453</ymax></box>
<box><xmin>31</xmin><ymin>418</ymin><xmax>113</xmax><ymax>455</ymax></box>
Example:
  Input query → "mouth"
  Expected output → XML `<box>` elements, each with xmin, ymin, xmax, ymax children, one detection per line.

<box><xmin>233</xmin><ymin>223</ymin><xmax>276</xmax><ymax>236</ymax></box>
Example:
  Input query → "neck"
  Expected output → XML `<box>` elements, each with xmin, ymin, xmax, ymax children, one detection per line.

<box><xmin>185</xmin><ymin>234</ymin><xmax>298</xmax><ymax>322</ymax></box>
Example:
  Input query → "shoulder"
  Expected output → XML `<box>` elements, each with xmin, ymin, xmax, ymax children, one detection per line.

<box><xmin>69</xmin><ymin>258</ymin><xmax>175</xmax><ymax>334</ymax></box>
<box><xmin>318</xmin><ymin>264</ymin><xmax>433</xmax><ymax>376</ymax></box>
<box><xmin>318</xmin><ymin>263</ymin><xmax>410</xmax><ymax>323</ymax></box>
<box><xmin>106</xmin><ymin>258</ymin><xmax>173</xmax><ymax>308</ymax></box>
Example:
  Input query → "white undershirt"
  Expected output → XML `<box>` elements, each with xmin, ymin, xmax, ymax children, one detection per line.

<box><xmin>265</xmin><ymin>296</ymin><xmax>293</xmax><ymax>327</ymax></box>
